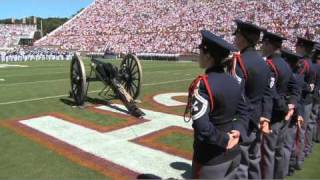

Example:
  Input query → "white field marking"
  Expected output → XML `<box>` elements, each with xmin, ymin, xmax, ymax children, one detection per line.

<box><xmin>146</xmin><ymin>69</ymin><xmax>193</xmax><ymax>74</ymax></box>
<box><xmin>153</xmin><ymin>92</ymin><xmax>188</xmax><ymax>107</ymax></box>
<box><xmin>0</xmin><ymin>79</ymin><xmax>193</xmax><ymax>105</ymax></box>
<box><xmin>1</xmin><ymin>71</ymin><xmax>67</xmax><ymax>78</ymax></box>
<box><xmin>0</xmin><ymin>69</ymin><xmax>180</xmax><ymax>79</ymax></box>
<box><xmin>1</xmin><ymin>79</ymin><xmax>68</xmax><ymax>87</ymax></box>
<box><xmin>96</xmin><ymin>104</ymin><xmax>191</xmax><ymax>137</ymax></box>
<box><xmin>0</xmin><ymin>94</ymin><xmax>71</xmax><ymax>105</ymax></box>
<box><xmin>19</xmin><ymin>105</ymin><xmax>192</xmax><ymax>179</ymax></box>
<box><xmin>0</xmin><ymin>64</ymin><xmax>29</xmax><ymax>68</ymax></box>
<box><xmin>176</xmin><ymin>60</ymin><xmax>194</xmax><ymax>63</ymax></box>
<box><xmin>0</xmin><ymin>78</ymin><xmax>192</xmax><ymax>89</ymax></box>
<box><xmin>142</xmin><ymin>78</ymin><xmax>193</xmax><ymax>86</ymax></box>
<box><xmin>0</xmin><ymin>78</ymin><xmax>5</xmax><ymax>82</ymax></box>
<box><xmin>0</xmin><ymin>71</ymin><xmax>194</xmax><ymax>87</ymax></box>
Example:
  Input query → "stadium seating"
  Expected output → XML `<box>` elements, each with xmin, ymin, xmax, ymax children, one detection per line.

<box><xmin>0</xmin><ymin>24</ymin><xmax>37</xmax><ymax>48</ymax></box>
<box><xmin>30</xmin><ymin>0</ymin><xmax>319</xmax><ymax>54</ymax></box>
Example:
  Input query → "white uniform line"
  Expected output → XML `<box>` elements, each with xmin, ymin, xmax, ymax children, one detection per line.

<box><xmin>0</xmin><ymin>79</ymin><xmax>193</xmax><ymax>105</ymax></box>
<box><xmin>19</xmin><ymin>105</ymin><xmax>192</xmax><ymax>178</ymax></box>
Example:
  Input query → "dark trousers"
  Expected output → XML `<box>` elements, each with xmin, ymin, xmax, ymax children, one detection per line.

<box><xmin>296</xmin><ymin>103</ymin><xmax>312</xmax><ymax>169</ymax></box>
<box><xmin>192</xmin><ymin>155</ymin><xmax>241</xmax><ymax>179</ymax></box>
<box><xmin>311</xmin><ymin>103</ymin><xmax>320</xmax><ymax>142</ymax></box>
<box><xmin>304</xmin><ymin>104</ymin><xmax>315</xmax><ymax>157</ymax></box>
<box><xmin>235</xmin><ymin>132</ymin><xmax>261</xmax><ymax>179</ymax></box>
<box><xmin>260</xmin><ymin>122</ymin><xmax>282</xmax><ymax>179</ymax></box>
<box><xmin>274</xmin><ymin>121</ymin><xmax>288</xmax><ymax>179</ymax></box>
<box><xmin>283</xmin><ymin>121</ymin><xmax>297</xmax><ymax>176</ymax></box>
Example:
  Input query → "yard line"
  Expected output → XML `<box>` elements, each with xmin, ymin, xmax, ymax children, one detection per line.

<box><xmin>0</xmin><ymin>66</ymin><xmax>194</xmax><ymax>78</ymax></box>
<box><xmin>0</xmin><ymin>78</ymin><xmax>193</xmax><ymax>105</ymax></box>
<box><xmin>143</xmin><ymin>78</ymin><xmax>193</xmax><ymax>86</ymax></box>
<box><xmin>0</xmin><ymin>71</ymin><xmax>67</xmax><ymax>78</ymax></box>
<box><xmin>1</xmin><ymin>79</ymin><xmax>69</xmax><ymax>87</ymax></box>
<box><xmin>0</xmin><ymin>64</ymin><xmax>29</xmax><ymax>68</ymax></box>
<box><xmin>0</xmin><ymin>70</ymin><xmax>197</xmax><ymax>86</ymax></box>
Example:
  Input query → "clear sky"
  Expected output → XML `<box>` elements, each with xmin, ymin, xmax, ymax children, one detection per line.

<box><xmin>0</xmin><ymin>0</ymin><xmax>94</xmax><ymax>19</ymax></box>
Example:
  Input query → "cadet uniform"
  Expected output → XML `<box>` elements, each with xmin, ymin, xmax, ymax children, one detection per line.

<box><xmin>260</xmin><ymin>32</ymin><xmax>300</xmax><ymax>179</ymax></box>
<box><xmin>188</xmin><ymin>30</ymin><xmax>249</xmax><ymax>179</ymax></box>
<box><xmin>232</xmin><ymin>20</ymin><xmax>273</xmax><ymax>179</ymax></box>
<box><xmin>311</xmin><ymin>44</ymin><xmax>320</xmax><ymax>143</ymax></box>
<box><xmin>281</xmin><ymin>49</ymin><xmax>305</xmax><ymax>176</ymax></box>
<box><xmin>295</xmin><ymin>37</ymin><xmax>316</xmax><ymax>168</ymax></box>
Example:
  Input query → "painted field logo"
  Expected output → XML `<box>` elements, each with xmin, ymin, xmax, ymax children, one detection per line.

<box><xmin>4</xmin><ymin>93</ymin><xmax>192</xmax><ymax>179</ymax></box>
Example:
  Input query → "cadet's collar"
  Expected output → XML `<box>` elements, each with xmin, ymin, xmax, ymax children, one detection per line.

<box><xmin>205</xmin><ymin>66</ymin><xmax>224</xmax><ymax>74</ymax></box>
<box><xmin>267</xmin><ymin>51</ymin><xmax>281</xmax><ymax>59</ymax></box>
<box><xmin>302</xmin><ymin>54</ymin><xmax>310</xmax><ymax>59</ymax></box>
<box><xmin>240</xmin><ymin>46</ymin><xmax>254</xmax><ymax>53</ymax></box>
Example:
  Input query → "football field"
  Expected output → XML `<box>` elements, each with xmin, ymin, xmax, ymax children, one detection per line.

<box><xmin>0</xmin><ymin>59</ymin><xmax>319</xmax><ymax>179</ymax></box>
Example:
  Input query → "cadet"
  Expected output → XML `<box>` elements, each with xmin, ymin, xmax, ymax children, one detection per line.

<box><xmin>260</xmin><ymin>31</ymin><xmax>300</xmax><ymax>179</ymax></box>
<box><xmin>186</xmin><ymin>30</ymin><xmax>249</xmax><ymax>179</ymax></box>
<box><xmin>280</xmin><ymin>49</ymin><xmax>305</xmax><ymax>176</ymax></box>
<box><xmin>295</xmin><ymin>37</ymin><xmax>316</xmax><ymax>168</ymax></box>
<box><xmin>232</xmin><ymin>20</ymin><xmax>273</xmax><ymax>179</ymax></box>
<box><xmin>311</xmin><ymin>44</ymin><xmax>320</xmax><ymax>143</ymax></box>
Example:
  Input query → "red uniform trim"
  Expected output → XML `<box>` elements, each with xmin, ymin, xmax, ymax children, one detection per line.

<box><xmin>234</xmin><ymin>53</ymin><xmax>248</xmax><ymax>81</ymax></box>
<box><xmin>184</xmin><ymin>75</ymin><xmax>215</xmax><ymax>122</ymax></box>
<box><xmin>266</xmin><ymin>59</ymin><xmax>279</xmax><ymax>80</ymax></box>
<box><xmin>299</xmin><ymin>59</ymin><xmax>310</xmax><ymax>75</ymax></box>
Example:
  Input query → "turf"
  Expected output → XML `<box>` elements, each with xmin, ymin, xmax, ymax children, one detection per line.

<box><xmin>287</xmin><ymin>144</ymin><xmax>320</xmax><ymax>179</ymax></box>
<box><xmin>0</xmin><ymin>59</ymin><xmax>199</xmax><ymax>179</ymax></box>
<box><xmin>156</xmin><ymin>132</ymin><xmax>193</xmax><ymax>153</ymax></box>
<box><xmin>0</xmin><ymin>59</ymin><xmax>319</xmax><ymax>179</ymax></box>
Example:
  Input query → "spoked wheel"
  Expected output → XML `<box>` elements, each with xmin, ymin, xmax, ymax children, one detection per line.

<box><xmin>120</xmin><ymin>54</ymin><xmax>143</xmax><ymax>100</ymax></box>
<box><xmin>70</xmin><ymin>54</ymin><xmax>87</xmax><ymax>106</ymax></box>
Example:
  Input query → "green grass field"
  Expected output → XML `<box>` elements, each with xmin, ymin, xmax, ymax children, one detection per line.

<box><xmin>0</xmin><ymin>59</ymin><xmax>319</xmax><ymax>179</ymax></box>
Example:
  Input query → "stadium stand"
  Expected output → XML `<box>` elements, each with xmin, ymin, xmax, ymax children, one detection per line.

<box><xmin>0</xmin><ymin>24</ymin><xmax>37</xmax><ymax>48</ymax></box>
<box><xmin>34</xmin><ymin>0</ymin><xmax>320</xmax><ymax>55</ymax></box>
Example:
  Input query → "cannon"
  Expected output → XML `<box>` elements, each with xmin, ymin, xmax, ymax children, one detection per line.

<box><xmin>70</xmin><ymin>54</ymin><xmax>145</xmax><ymax>118</ymax></box>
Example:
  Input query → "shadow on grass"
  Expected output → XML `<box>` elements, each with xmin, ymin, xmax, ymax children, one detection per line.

<box><xmin>170</xmin><ymin>161</ymin><xmax>192</xmax><ymax>179</ymax></box>
<box><xmin>135</xmin><ymin>162</ymin><xmax>191</xmax><ymax>179</ymax></box>
<box><xmin>60</xmin><ymin>97</ymin><xmax>130</xmax><ymax>115</ymax></box>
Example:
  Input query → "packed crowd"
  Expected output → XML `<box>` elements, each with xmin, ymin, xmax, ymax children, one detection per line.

<box><xmin>0</xmin><ymin>48</ymin><xmax>73</xmax><ymax>62</ymax></box>
<box><xmin>0</xmin><ymin>24</ymin><xmax>37</xmax><ymax>48</ymax></box>
<box><xmin>35</xmin><ymin>0</ymin><xmax>320</xmax><ymax>54</ymax></box>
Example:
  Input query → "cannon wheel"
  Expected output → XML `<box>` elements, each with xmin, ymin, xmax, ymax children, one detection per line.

<box><xmin>70</xmin><ymin>55</ymin><xmax>87</xmax><ymax>106</ymax></box>
<box><xmin>120</xmin><ymin>54</ymin><xmax>143</xmax><ymax>99</ymax></box>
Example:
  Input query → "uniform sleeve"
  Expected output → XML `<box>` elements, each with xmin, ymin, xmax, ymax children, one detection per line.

<box><xmin>307</xmin><ymin>61</ymin><xmax>316</xmax><ymax>85</ymax></box>
<box><xmin>295</xmin><ymin>103</ymin><xmax>304</xmax><ymax>118</ymax></box>
<box><xmin>300</xmin><ymin>60</ymin><xmax>316</xmax><ymax>93</ymax></box>
<box><xmin>294</xmin><ymin>74</ymin><xmax>304</xmax><ymax>117</ymax></box>
<box><xmin>233</xmin><ymin>88</ymin><xmax>249</xmax><ymax>142</ymax></box>
<box><xmin>191</xmin><ymin>81</ymin><xmax>230</xmax><ymax>148</ymax></box>
<box><xmin>261</xmin><ymin>69</ymin><xmax>274</xmax><ymax>120</ymax></box>
<box><xmin>287</xmin><ymin>73</ymin><xmax>300</xmax><ymax>106</ymax></box>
